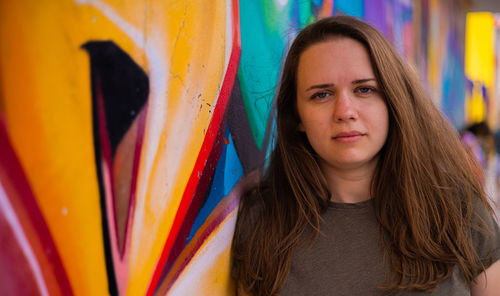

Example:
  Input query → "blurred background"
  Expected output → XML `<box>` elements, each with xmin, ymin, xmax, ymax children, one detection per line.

<box><xmin>1</xmin><ymin>0</ymin><xmax>499</xmax><ymax>295</ymax></box>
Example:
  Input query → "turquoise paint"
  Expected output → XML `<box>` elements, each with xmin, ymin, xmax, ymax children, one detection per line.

<box><xmin>297</xmin><ymin>1</ymin><xmax>315</xmax><ymax>27</ymax></box>
<box><xmin>263</xmin><ymin>109</ymin><xmax>278</xmax><ymax>172</ymax></box>
<box><xmin>238</xmin><ymin>0</ymin><xmax>315</xmax><ymax>150</ymax></box>
<box><xmin>334</xmin><ymin>0</ymin><xmax>363</xmax><ymax>17</ymax></box>
<box><xmin>238</xmin><ymin>0</ymin><xmax>292</xmax><ymax>149</ymax></box>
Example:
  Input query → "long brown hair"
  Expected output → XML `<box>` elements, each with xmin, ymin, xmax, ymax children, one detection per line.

<box><xmin>231</xmin><ymin>15</ymin><xmax>494</xmax><ymax>295</ymax></box>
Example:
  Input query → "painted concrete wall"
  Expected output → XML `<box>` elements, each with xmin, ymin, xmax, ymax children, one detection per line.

<box><xmin>0</xmin><ymin>0</ymin><xmax>471</xmax><ymax>295</ymax></box>
<box><xmin>465</xmin><ymin>12</ymin><xmax>500</xmax><ymax>128</ymax></box>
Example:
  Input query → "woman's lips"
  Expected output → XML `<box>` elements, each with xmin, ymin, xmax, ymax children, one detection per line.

<box><xmin>332</xmin><ymin>131</ymin><xmax>364</xmax><ymax>143</ymax></box>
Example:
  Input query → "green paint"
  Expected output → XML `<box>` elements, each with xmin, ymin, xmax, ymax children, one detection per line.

<box><xmin>298</xmin><ymin>0</ymin><xmax>315</xmax><ymax>27</ymax></box>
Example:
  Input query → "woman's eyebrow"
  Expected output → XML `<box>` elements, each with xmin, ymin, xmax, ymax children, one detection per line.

<box><xmin>352</xmin><ymin>78</ymin><xmax>376</xmax><ymax>84</ymax></box>
<box><xmin>305</xmin><ymin>83</ymin><xmax>334</xmax><ymax>91</ymax></box>
<box><xmin>305</xmin><ymin>79</ymin><xmax>377</xmax><ymax>91</ymax></box>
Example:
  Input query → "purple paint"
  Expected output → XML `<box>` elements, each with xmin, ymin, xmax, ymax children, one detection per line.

<box><xmin>364</xmin><ymin>0</ymin><xmax>388</xmax><ymax>37</ymax></box>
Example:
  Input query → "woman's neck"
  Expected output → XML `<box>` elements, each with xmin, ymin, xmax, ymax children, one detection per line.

<box><xmin>320</xmin><ymin>162</ymin><xmax>375</xmax><ymax>204</ymax></box>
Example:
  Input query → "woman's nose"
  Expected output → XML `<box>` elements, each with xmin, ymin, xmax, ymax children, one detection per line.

<box><xmin>334</xmin><ymin>91</ymin><xmax>358</xmax><ymax>122</ymax></box>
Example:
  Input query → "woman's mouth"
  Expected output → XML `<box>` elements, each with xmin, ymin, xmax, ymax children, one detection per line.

<box><xmin>332</xmin><ymin>131</ymin><xmax>364</xmax><ymax>143</ymax></box>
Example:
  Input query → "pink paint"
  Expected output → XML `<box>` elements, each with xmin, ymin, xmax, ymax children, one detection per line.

<box><xmin>113</xmin><ymin>106</ymin><xmax>148</xmax><ymax>294</ymax></box>
<box><xmin>95</xmin><ymin>78</ymin><xmax>128</xmax><ymax>294</ymax></box>
<box><xmin>95</xmin><ymin>78</ymin><xmax>150</xmax><ymax>294</ymax></box>
<box><xmin>122</xmin><ymin>102</ymin><xmax>148</xmax><ymax>258</ymax></box>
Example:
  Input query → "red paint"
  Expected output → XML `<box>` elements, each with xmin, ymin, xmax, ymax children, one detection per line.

<box><xmin>163</xmin><ymin>194</ymin><xmax>238</xmax><ymax>293</ymax></box>
<box><xmin>162</xmin><ymin>130</ymin><xmax>224</xmax><ymax>280</ymax></box>
<box><xmin>158</xmin><ymin>171</ymin><xmax>259</xmax><ymax>294</ymax></box>
<box><xmin>146</xmin><ymin>0</ymin><xmax>242</xmax><ymax>294</ymax></box>
<box><xmin>318</xmin><ymin>0</ymin><xmax>334</xmax><ymax>18</ymax></box>
<box><xmin>0</xmin><ymin>117</ymin><xmax>73</xmax><ymax>295</ymax></box>
<box><xmin>96</xmin><ymin>78</ymin><xmax>117</xmax><ymax>244</ymax></box>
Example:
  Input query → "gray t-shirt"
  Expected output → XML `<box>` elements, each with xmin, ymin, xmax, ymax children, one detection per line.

<box><xmin>280</xmin><ymin>199</ymin><xmax>500</xmax><ymax>296</ymax></box>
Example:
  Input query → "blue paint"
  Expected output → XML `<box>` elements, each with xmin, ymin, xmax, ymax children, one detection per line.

<box><xmin>442</xmin><ymin>29</ymin><xmax>465</xmax><ymax>129</ymax></box>
<box><xmin>187</xmin><ymin>126</ymin><xmax>243</xmax><ymax>242</ymax></box>
<box><xmin>334</xmin><ymin>0</ymin><xmax>364</xmax><ymax>17</ymax></box>
<box><xmin>392</xmin><ymin>0</ymin><xmax>413</xmax><ymax>55</ymax></box>
<box><xmin>290</xmin><ymin>0</ymin><xmax>301</xmax><ymax>33</ymax></box>
<box><xmin>312</xmin><ymin>0</ymin><xmax>323</xmax><ymax>6</ymax></box>
<box><xmin>224</xmin><ymin>130</ymin><xmax>244</xmax><ymax>195</ymax></box>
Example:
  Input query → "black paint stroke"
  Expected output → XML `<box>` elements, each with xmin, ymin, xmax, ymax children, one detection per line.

<box><xmin>82</xmin><ymin>40</ymin><xmax>149</xmax><ymax>296</ymax></box>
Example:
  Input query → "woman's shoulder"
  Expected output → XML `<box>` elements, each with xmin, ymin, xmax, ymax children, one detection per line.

<box><xmin>466</xmin><ymin>198</ymin><xmax>500</xmax><ymax>293</ymax></box>
<box><xmin>470</xmin><ymin>197</ymin><xmax>500</xmax><ymax>268</ymax></box>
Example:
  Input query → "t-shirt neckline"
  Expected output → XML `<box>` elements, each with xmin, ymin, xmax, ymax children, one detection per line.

<box><xmin>328</xmin><ymin>198</ymin><xmax>374</xmax><ymax>209</ymax></box>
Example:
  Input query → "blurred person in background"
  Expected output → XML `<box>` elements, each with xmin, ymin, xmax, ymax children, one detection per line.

<box><xmin>461</xmin><ymin>121</ymin><xmax>500</xmax><ymax>222</ymax></box>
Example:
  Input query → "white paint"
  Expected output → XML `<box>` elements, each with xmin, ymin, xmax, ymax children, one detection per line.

<box><xmin>276</xmin><ymin>0</ymin><xmax>289</xmax><ymax>8</ymax></box>
<box><xmin>76</xmin><ymin>0</ymin><xmax>142</xmax><ymax>44</ymax></box>
<box><xmin>399</xmin><ymin>0</ymin><xmax>412</xmax><ymax>7</ymax></box>
<box><xmin>0</xmin><ymin>183</ymin><xmax>50</xmax><ymax>296</ymax></box>
<box><xmin>167</xmin><ymin>210</ymin><xmax>237</xmax><ymax>295</ymax></box>
<box><xmin>224</xmin><ymin>0</ymin><xmax>233</xmax><ymax>72</ymax></box>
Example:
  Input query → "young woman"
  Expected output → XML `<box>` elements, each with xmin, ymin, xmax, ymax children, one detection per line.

<box><xmin>231</xmin><ymin>16</ymin><xmax>500</xmax><ymax>295</ymax></box>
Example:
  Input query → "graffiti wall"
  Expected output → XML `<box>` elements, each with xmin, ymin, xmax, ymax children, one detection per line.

<box><xmin>465</xmin><ymin>12</ymin><xmax>500</xmax><ymax>128</ymax></box>
<box><xmin>0</xmin><ymin>0</ymin><xmax>470</xmax><ymax>295</ymax></box>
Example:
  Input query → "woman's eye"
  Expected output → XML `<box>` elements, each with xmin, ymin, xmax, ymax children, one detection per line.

<box><xmin>356</xmin><ymin>87</ymin><xmax>375</xmax><ymax>94</ymax></box>
<box><xmin>311</xmin><ymin>92</ymin><xmax>330</xmax><ymax>100</ymax></box>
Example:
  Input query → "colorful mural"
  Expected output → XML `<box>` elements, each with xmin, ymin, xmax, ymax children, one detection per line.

<box><xmin>465</xmin><ymin>12</ymin><xmax>500</xmax><ymax>128</ymax></box>
<box><xmin>0</xmin><ymin>0</ymin><xmax>473</xmax><ymax>295</ymax></box>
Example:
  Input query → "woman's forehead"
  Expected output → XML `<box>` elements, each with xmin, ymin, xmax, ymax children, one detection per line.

<box><xmin>296</xmin><ymin>39</ymin><xmax>375</xmax><ymax>88</ymax></box>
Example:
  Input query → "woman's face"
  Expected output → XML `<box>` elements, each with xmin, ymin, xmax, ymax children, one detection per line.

<box><xmin>296</xmin><ymin>37</ymin><xmax>389</xmax><ymax>175</ymax></box>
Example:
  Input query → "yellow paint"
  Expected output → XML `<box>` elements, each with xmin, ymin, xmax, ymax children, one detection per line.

<box><xmin>427</xmin><ymin>0</ymin><xmax>440</xmax><ymax>102</ymax></box>
<box><xmin>465</xmin><ymin>12</ymin><xmax>495</xmax><ymax>124</ymax></box>
<box><xmin>465</xmin><ymin>13</ymin><xmax>495</xmax><ymax>87</ymax></box>
<box><xmin>469</xmin><ymin>83</ymin><xmax>486</xmax><ymax>123</ymax></box>
<box><xmin>0</xmin><ymin>0</ymin><xmax>112</xmax><ymax>294</ymax></box>
<box><xmin>0</xmin><ymin>0</ymin><xmax>163</xmax><ymax>293</ymax></box>
<box><xmin>185</xmin><ymin>245</ymin><xmax>236</xmax><ymax>296</ymax></box>
<box><xmin>127</xmin><ymin>0</ymin><xmax>230</xmax><ymax>294</ymax></box>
